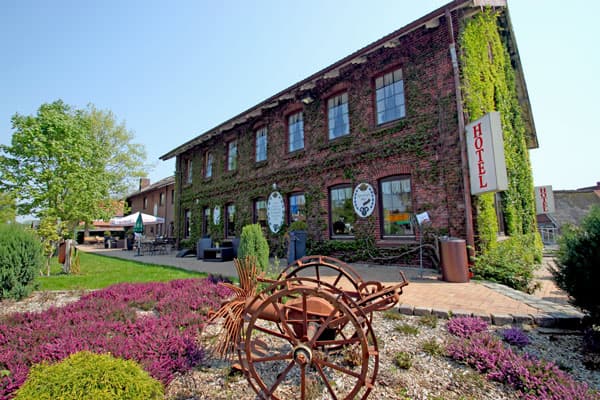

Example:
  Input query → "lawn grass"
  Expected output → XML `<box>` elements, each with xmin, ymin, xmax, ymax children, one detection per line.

<box><xmin>36</xmin><ymin>252</ymin><xmax>205</xmax><ymax>291</ymax></box>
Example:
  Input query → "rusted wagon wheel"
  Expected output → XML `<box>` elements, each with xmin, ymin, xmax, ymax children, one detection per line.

<box><xmin>238</xmin><ymin>278</ymin><xmax>379</xmax><ymax>400</ymax></box>
<box><xmin>278</xmin><ymin>256</ymin><xmax>365</xmax><ymax>301</ymax></box>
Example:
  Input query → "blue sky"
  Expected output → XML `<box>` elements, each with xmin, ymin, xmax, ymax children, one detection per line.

<box><xmin>1</xmin><ymin>0</ymin><xmax>598</xmax><ymax>191</ymax></box>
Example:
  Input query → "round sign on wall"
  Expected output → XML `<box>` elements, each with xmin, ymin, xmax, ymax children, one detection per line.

<box><xmin>213</xmin><ymin>206</ymin><xmax>221</xmax><ymax>225</ymax></box>
<box><xmin>267</xmin><ymin>191</ymin><xmax>285</xmax><ymax>233</ymax></box>
<box><xmin>353</xmin><ymin>183</ymin><xmax>376</xmax><ymax>218</ymax></box>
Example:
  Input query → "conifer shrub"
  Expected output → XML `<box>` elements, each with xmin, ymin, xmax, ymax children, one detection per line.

<box><xmin>552</xmin><ymin>206</ymin><xmax>600</xmax><ymax>322</ymax></box>
<box><xmin>14</xmin><ymin>351</ymin><xmax>163</xmax><ymax>400</ymax></box>
<box><xmin>0</xmin><ymin>223</ymin><xmax>44</xmax><ymax>300</ymax></box>
<box><xmin>237</xmin><ymin>224</ymin><xmax>269</xmax><ymax>272</ymax></box>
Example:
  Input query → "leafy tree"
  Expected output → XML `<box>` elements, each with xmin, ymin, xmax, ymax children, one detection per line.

<box><xmin>0</xmin><ymin>100</ymin><xmax>147</xmax><ymax>233</ymax></box>
<box><xmin>0</xmin><ymin>191</ymin><xmax>16</xmax><ymax>224</ymax></box>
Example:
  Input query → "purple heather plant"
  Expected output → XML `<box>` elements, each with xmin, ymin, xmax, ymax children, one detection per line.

<box><xmin>0</xmin><ymin>278</ymin><xmax>232</xmax><ymax>400</ymax></box>
<box><xmin>446</xmin><ymin>316</ymin><xmax>489</xmax><ymax>338</ymax></box>
<box><xmin>501</xmin><ymin>326</ymin><xmax>530</xmax><ymax>348</ymax></box>
<box><xmin>447</xmin><ymin>331</ymin><xmax>599</xmax><ymax>399</ymax></box>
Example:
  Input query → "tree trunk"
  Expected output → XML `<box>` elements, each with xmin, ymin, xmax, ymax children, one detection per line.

<box><xmin>62</xmin><ymin>239</ymin><xmax>72</xmax><ymax>274</ymax></box>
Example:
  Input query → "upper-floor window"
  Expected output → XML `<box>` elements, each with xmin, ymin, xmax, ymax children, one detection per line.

<box><xmin>159</xmin><ymin>192</ymin><xmax>165</xmax><ymax>206</ymax></box>
<box><xmin>171</xmin><ymin>189</ymin><xmax>174</xmax><ymax>204</ymax></box>
<box><xmin>288</xmin><ymin>193</ymin><xmax>306</xmax><ymax>223</ymax></box>
<box><xmin>288</xmin><ymin>112</ymin><xmax>304</xmax><ymax>152</ymax></box>
<box><xmin>375</xmin><ymin>68</ymin><xmax>406</xmax><ymax>125</ymax></box>
<box><xmin>256</xmin><ymin>127</ymin><xmax>267</xmax><ymax>162</ymax></box>
<box><xmin>227</xmin><ymin>140</ymin><xmax>238</xmax><ymax>171</ymax></box>
<box><xmin>143</xmin><ymin>197</ymin><xmax>148</xmax><ymax>209</ymax></box>
<box><xmin>205</xmin><ymin>152</ymin><xmax>213</xmax><ymax>178</ymax></box>
<box><xmin>330</xmin><ymin>185</ymin><xmax>355</xmax><ymax>237</ymax></box>
<box><xmin>328</xmin><ymin>92</ymin><xmax>349</xmax><ymax>139</ymax></box>
<box><xmin>379</xmin><ymin>176</ymin><xmax>413</xmax><ymax>237</ymax></box>
<box><xmin>186</xmin><ymin>159</ymin><xmax>193</xmax><ymax>184</ymax></box>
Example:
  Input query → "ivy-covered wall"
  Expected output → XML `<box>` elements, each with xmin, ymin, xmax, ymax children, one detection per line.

<box><xmin>458</xmin><ymin>9</ymin><xmax>538</xmax><ymax>252</ymax></box>
<box><xmin>173</xmin><ymin>14</ymin><xmax>469</xmax><ymax>261</ymax></box>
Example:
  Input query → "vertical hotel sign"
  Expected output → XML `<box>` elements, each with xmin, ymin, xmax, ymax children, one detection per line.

<box><xmin>534</xmin><ymin>185</ymin><xmax>555</xmax><ymax>214</ymax></box>
<box><xmin>465</xmin><ymin>112</ymin><xmax>508</xmax><ymax>195</ymax></box>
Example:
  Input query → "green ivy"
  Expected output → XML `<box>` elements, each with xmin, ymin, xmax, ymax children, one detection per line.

<box><xmin>459</xmin><ymin>9</ymin><xmax>539</xmax><ymax>249</ymax></box>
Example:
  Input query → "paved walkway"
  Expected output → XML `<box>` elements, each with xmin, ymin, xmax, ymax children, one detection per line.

<box><xmin>80</xmin><ymin>245</ymin><xmax>585</xmax><ymax>327</ymax></box>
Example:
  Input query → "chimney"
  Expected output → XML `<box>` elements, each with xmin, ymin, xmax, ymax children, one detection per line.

<box><xmin>139</xmin><ymin>178</ymin><xmax>150</xmax><ymax>191</ymax></box>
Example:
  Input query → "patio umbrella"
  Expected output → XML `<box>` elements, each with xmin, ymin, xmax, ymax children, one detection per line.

<box><xmin>109</xmin><ymin>212</ymin><xmax>164</xmax><ymax>226</ymax></box>
<box><xmin>134</xmin><ymin>213</ymin><xmax>144</xmax><ymax>256</ymax></box>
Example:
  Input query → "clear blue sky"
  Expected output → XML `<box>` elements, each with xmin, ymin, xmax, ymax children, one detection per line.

<box><xmin>1</xmin><ymin>0</ymin><xmax>598</xmax><ymax>191</ymax></box>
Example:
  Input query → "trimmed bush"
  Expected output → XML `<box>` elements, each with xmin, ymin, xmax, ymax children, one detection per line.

<box><xmin>237</xmin><ymin>224</ymin><xmax>269</xmax><ymax>272</ymax></box>
<box><xmin>14</xmin><ymin>351</ymin><xmax>163</xmax><ymax>399</ymax></box>
<box><xmin>0</xmin><ymin>223</ymin><xmax>44</xmax><ymax>300</ymax></box>
<box><xmin>472</xmin><ymin>232</ymin><xmax>542</xmax><ymax>293</ymax></box>
<box><xmin>552</xmin><ymin>205</ymin><xmax>600</xmax><ymax>321</ymax></box>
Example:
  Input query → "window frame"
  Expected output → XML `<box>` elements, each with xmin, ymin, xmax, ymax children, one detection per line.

<box><xmin>186</xmin><ymin>158</ymin><xmax>193</xmax><ymax>184</ymax></box>
<box><xmin>225</xmin><ymin>203</ymin><xmax>236</xmax><ymax>238</ymax></box>
<box><xmin>329</xmin><ymin>184</ymin><xmax>355</xmax><ymax>238</ymax></box>
<box><xmin>202</xmin><ymin>206</ymin><xmax>210</xmax><ymax>237</ymax></box>
<box><xmin>255</xmin><ymin>127</ymin><xmax>268</xmax><ymax>162</ymax></box>
<box><xmin>143</xmin><ymin>197</ymin><xmax>148</xmax><ymax>210</ymax></box>
<box><xmin>205</xmin><ymin>151</ymin><xmax>213</xmax><ymax>178</ymax></box>
<box><xmin>327</xmin><ymin>92</ymin><xmax>350</xmax><ymax>140</ymax></box>
<box><xmin>159</xmin><ymin>192</ymin><xmax>165</xmax><ymax>206</ymax></box>
<box><xmin>374</xmin><ymin>68</ymin><xmax>406</xmax><ymax>125</ymax></box>
<box><xmin>378</xmin><ymin>175</ymin><xmax>414</xmax><ymax>238</ymax></box>
<box><xmin>253</xmin><ymin>198</ymin><xmax>267</xmax><ymax>229</ymax></box>
<box><xmin>227</xmin><ymin>140</ymin><xmax>238</xmax><ymax>171</ymax></box>
<box><xmin>287</xmin><ymin>111</ymin><xmax>304</xmax><ymax>153</ymax></box>
<box><xmin>288</xmin><ymin>192</ymin><xmax>306</xmax><ymax>224</ymax></box>
<box><xmin>184</xmin><ymin>209</ymin><xmax>191</xmax><ymax>239</ymax></box>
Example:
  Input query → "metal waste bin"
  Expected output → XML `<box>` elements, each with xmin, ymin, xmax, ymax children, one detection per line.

<box><xmin>440</xmin><ymin>238</ymin><xmax>469</xmax><ymax>283</ymax></box>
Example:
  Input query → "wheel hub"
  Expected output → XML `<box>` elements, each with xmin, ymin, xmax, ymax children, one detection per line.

<box><xmin>293</xmin><ymin>344</ymin><xmax>312</xmax><ymax>365</ymax></box>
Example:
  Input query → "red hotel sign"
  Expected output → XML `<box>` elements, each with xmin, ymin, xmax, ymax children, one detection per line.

<box><xmin>465</xmin><ymin>112</ymin><xmax>508</xmax><ymax>195</ymax></box>
<box><xmin>534</xmin><ymin>185</ymin><xmax>555</xmax><ymax>214</ymax></box>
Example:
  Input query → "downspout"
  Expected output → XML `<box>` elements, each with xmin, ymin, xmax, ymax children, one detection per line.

<box><xmin>446</xmin><ymin>8</ymin><xmax>475</xmax><ymax>250</ymax></box>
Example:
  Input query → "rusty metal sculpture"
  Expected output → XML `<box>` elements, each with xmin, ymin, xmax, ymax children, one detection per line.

<box><xmin>207</xmin><ymin>255</ymin><xmax>408</xmax><ymax>400</ymax></box>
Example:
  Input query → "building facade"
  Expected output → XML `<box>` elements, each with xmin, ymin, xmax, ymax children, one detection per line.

<box><xmin>126</xmin><ymin>177</ymin><xmax>176</xmax><ymax>238</ymax></box>
<box><xmin>161</xmin><ymin>0</ymin><xmax>537</xmax><ymax>258</ymax></box>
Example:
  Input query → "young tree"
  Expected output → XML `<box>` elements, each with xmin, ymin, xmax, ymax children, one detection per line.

<box><xmin>0</xmin><ymin>100</ymin><xmax>148</xmax><ymax>235</ymax></box>
<box><xmin>0</xmin><ymin>192</ymin><xmax>16</xmax><ymax>224</ymax></box>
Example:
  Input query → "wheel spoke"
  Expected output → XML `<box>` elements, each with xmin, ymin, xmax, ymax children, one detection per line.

<box><xmin>316</xmin><ymin>357</ymin><xmax>362</xmax><ymax>379</ymax></box>
<box><xmin>272</xmin><ymin>300</ymin><xmax>298</xmax><ymax>345</ymax></box>
<box><xmin>308</xmin><ymin>307</ymin><xmax>338</xmax><ymax>347</ymax></box>
<box><xmin>252</xmin><ymin>352</ymin><xmax>293</xmax><ymax>364</ymax></box>
<box><xmin>314</xmin><ymin>360</ymin><xmax>338</xmax><ymax>399</ymax></box>
<box><xmin>253</xmin><ymin>323</ymin><xmax>293</xmax><ymax>341</ymax></box>
<box><xmin>264</xmin><ymin>359</ymin><xmax>295</xmax><ymax>397</ymax></box>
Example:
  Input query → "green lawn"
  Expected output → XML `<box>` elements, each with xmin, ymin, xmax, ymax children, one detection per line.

<box><xmin>36</xmin><ymin>252</ymin><xmax>205</xmax><ymax>291</ymax></box>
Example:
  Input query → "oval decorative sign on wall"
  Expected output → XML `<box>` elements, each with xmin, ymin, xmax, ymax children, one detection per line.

<box><xmin>267</xmin><ymin>191</ymin><xmax>285</xmax><ymax>233</ymax></box>
<box><xmin>353</xmin><ymin>183</ymin><xmax>376</xmax><ymax>218</ymax></box>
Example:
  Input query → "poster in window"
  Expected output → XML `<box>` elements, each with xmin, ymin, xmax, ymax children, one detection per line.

<box><xmin>353</xmin><ymin>183</ymin><xmax>376</xmax><ymax>218</ymax></box>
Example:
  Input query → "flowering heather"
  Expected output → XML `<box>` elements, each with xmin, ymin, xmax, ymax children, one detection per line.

<box><xmin>446</xmin><ymin>316</ymin><xmax>489</xmax><ymax>337</ymax></box>
<box><xmin>0</xmin><ymin>278</ymin><xmax>232</xmax><ymax>400</ymax></box>
<box><xmin>501</xmin><ymin>326</ymin><xmax>530</xmax><ymax>348</ymax></box>
<box><xmin>447</xmin><ymin>331</ymin><xmax>599</xmax><ymax>399</ymax></box>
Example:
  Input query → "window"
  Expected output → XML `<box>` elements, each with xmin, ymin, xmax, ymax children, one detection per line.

<box><xmin>328</xmin><ymin>92</ymin><xmax>349</xmax><ymax>139</ymax></box>
<box><xmin>184</xmin><ymin>209</ymin><xmax>191</xmax><ymax>238</ymax></box>
<box><xmin>288</xmin><ymin>112</ymin><xmax>304</xmax><ymax>152</ymax></box>
<box><xmin>225</xmin><ymin>203</ymin><xmax>235</xmax><ymax>238</ymax></box>
<box><xmin>288</xmin><ymin>193</ymin><xmax>306</xmax><ymax>223</ymax></box>
<box><xmin>159</xmin><ymin>192</ymin><xmax>165</xmax><ymax>206</ymax></box>
<box><xmin>202</xmin><ymin>207</ymin><xmax>210</xmax><ymax>237</ymax></box>
<box><xmin>255</xmin><ymin>127</ymin><xmax>268</xmax><ymax>162</ymax></box>
<box><xmin>171</xmin><ymin>189</ymin><xmax>174</xmax><ymax>204</ymax></box>
<box><xmin>205</xmin><ymin>152</ymin><xmax>213</xmax><ymax>178</ymax></box>
<box><xmin>227</xmin><ymin>140</ymin><xmax>237</xmax><ymax>171</ymax></box>
<box><xmin>254</xmin><ymin>199</ymin><xmax>267</xmax><ymax>228</ymax></box>
<box><xmin>186</xmin><ymin>159</ymin><xmax>193</xmax><ymax>184</ymax></box>
<box><xmin>379</xmin><ymin>176</ymin><xmax>413</xmax><ymax>237</ymax></box>
<box><xmin>330</xmin><ymin>185</ymin><xmax>355</xmax><ymax>236</ymax></box>
<box><xmin>143</xmin><ymin>197</ymin><xmax>148</xmax><ymax>209</ymax></box>
<box><xmin>375</xmin><ymin>68</ymin><xmax>406</xmax><ymax>125</ymax></box>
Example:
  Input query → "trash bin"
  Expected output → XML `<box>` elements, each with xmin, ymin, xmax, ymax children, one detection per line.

<box><xmin>287</xmin><ymin>230</ymin><xmax>307</xmax><ymax>264</ymax></box>
<box><xmin>439</xmin><ymin>238</ymin><xmax>469</xmax><ymax>283</ymax></box>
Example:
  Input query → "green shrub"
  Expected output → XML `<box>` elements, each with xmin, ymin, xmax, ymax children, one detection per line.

<box><xmin>238</xmin><ymin>224</ymin><xmax>269</xmax><ymax>272</ymax></box>
<box><xmin>552</xmin><ymin>206</ymin><xmax>600</xmax><ymax>322</ymax></box>
<box><xmin>15</xmin><ymin>351</ymin><xmax>163</xmax><ymax>400</ymax></box>
<box><xmin>395</xmin><ymin>324</ymin><xmax>419</xmax><ymax>335</ymax></box>
<box><xmin>472</xmin><ymin>232</ymin><xmax>542</xmax><ymax>293</ymax></box>
<box><xmin>393</xmin><ymin>351</ymin><xmax>413</xmax><ymax>369</ymax></box>
<box><xmin>0</xmin><ymin>223</ymin><xmax>43</xmax><ymax>300</ymax></box>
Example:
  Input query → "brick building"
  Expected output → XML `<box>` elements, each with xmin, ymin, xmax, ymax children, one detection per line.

<box><xmin>126</xmin><ymin>176</ymin><xmax>176</xmax><ymax>238</ymax></box>
<box><xmin>160</xmin><ymin>0</ymin><xmax>537</xmax><ymax>256</ymax></box>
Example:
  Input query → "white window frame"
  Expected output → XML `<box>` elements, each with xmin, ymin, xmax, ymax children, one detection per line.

<box><xmin>375</xmin><ymin>68</ymin><xmax>406</xmax><ymax>125</ymax></box>
<box><xmin>256</xmin><ymin>127</ymin><xmax>268</xmax><ymax>162</ymax></box>
<box><xmin>288</xmin><ymin>112</ymin><xmax>304</xmax><ymax>152</ymax></box>
<box><xmin>328</xmin><ymin>92</ymin><xmax>350</xmax><ymax>139</ymax></box>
